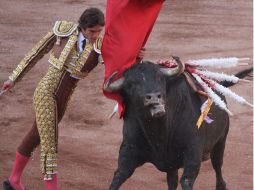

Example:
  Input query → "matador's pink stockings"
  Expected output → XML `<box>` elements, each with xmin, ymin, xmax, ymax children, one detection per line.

<box><xmin>44</xmin><ymin>174</ymin><xmax>58</xmax><ymax>190</ymax></box>
<box><xmin>9</xmin><ymin>151</ymin><xmax>29</xmax><ymax>190</ymax></box>
<box><xmin>8</xmin><ymin>151</ymin><xmax>58</xmax><ymax>190</ymax></box>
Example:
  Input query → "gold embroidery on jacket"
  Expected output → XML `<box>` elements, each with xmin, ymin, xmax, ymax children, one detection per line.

<box><xmin>53</xmin><ymin>21</ymin><xmax>78</xmax><ymax>37</ymax></box>
<box><xmin>69</xmin><ymin>43</ymin><xmax>93</xmax><ymax>79</ymax></box>
<box><xmin>49</xmin><ymin>33</ymin><xmax>78</xmax><ymax>70</ymax></box>
<box><xmin>93</xmin><ymin>36</ymin><xmax>103</xmax><ymax>54</ymax></box>
<box><xmin>50</xmin><ymin>34</ymin><xmax>94</xmax><ymax>79</ymax></box>
<box><xmin>9</xmin><ymin>32</ymin><xmax>56</xmax><ymax>82</ymax></box>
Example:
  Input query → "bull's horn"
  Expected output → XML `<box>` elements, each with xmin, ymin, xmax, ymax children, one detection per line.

<box><xmin>160</xmin><ymin>56</ymin><xmax>185</xmax><ymax>77</ymax></box>
<box><xmin>104</xmin><ymin>72</ymin><xmax>125</xmax><ymax>92</ymax></box>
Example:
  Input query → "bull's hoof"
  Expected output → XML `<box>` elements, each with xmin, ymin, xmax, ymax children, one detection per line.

<box><xmin>216</xmin><ymin>181</ymin><xmax>227</xmax><ymax>190</ymax></box>
<box><xmin>216</xmin><ymin>186</ymin><xmax>228</xmax><ymax>190</ymax></box>
<box><xmin>2</xmin><ymin>179</ymin><xmax>28</xmax><ymax>190</ymax></box>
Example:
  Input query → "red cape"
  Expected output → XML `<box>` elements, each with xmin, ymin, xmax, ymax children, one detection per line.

<box><xmin>102</xmin><ymin>0</ymin><xmax>164</xmax><ymax>117</ymax></box>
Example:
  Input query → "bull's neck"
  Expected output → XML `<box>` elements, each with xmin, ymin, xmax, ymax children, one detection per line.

<box><xmin>137</xmin><ymin>116</ymin><xmax>169</xmax><ymax>153</ymax></box>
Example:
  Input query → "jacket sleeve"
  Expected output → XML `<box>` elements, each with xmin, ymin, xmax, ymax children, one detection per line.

<box><xmin>9</xmin><ymin>31</ymin><xmax>56</xmax><ymax>83</ymax></box>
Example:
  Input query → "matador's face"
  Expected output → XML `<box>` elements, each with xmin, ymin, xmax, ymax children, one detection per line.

<box><xmin>81</xmin><ymin>25</ymin><xmax>103</xmax><ymax>43</ymax></box>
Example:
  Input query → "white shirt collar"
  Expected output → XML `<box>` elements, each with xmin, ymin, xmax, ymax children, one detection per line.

<box><xmin>78</xmin><ymin>32</ymin><xmax>87</xmax><ymax>54</ymax></box>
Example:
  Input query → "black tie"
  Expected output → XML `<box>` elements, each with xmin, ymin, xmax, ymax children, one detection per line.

<box><xmin>82</xmin><ymin>39</ymin><xmax>86</xmax><ymax>50</ymax></box>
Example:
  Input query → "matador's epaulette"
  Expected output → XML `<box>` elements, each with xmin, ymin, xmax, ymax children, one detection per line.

<box><xmin>53</xmin><ymin>21</ymin><xmax>78</xmax><ymax>37</ymax></box>
<box><xmin>93</xmin><ymin>36</ymin><xmax>103</xmax><ymax>55</ymax></box>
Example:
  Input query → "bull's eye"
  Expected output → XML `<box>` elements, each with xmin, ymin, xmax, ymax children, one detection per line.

<box><xmin>146</xmin><ymin>95</ymin><xmax>152</xmax><ymax>100</ymax></box>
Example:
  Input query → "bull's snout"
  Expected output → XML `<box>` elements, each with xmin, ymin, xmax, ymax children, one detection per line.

<box><xmin>144</xmin><ymin>92</ymin><xmax>165</xmax><ymax>118</ymax></box>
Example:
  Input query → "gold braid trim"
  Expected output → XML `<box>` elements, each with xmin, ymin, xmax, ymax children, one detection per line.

<box><xmin>50</xmin><ymin>31</ymin><xmax>98</xmax><ymax>80</ymax></box>
<box><xmin>9</xmin><ymin>32</ymin><xmax>56</xmax><ymax>83</ymax></box>
<box><xmin>93</xmin><ymin>36</ymin><xmax>103</xmax><ymax>54</ymax></box>
<box><xmin>41</xmin><ymin>152</ymin><xmax>57</xmax><ymax>180</ymax></box>
<box><xmin>70</xmin><ymin>43</ymin><xmax>93</xmax><ymax>79</ymax></box>
<box><xmin>49</xmin><ymin>33</ymin><xmax>78</xmax><ymax>70</ymax></box>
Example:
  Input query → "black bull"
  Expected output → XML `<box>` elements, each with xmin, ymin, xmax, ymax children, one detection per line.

<box><xmin>104</xmin><ymin>59</ymin><xmax>252</xmax><ymax>190</ymax></box>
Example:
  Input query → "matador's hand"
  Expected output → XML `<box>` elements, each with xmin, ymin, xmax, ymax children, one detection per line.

<box><xmin>136</xmin><ymin>47</ymin><xmax>146</xmax><ymax>62</ymax></box>
<box><xmin>1</xmin><ymin>79</ymin><xmax>14</xmax><ymax>95</ymax></box>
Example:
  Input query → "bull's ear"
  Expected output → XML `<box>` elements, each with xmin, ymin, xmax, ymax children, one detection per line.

<box><xmin>104</xmin><ymin>72</ymin><xmax>125</xmax><ymax>92</ymax></box>
<box><xmin>160</xmin><ymin>56</ymin><xmax>185</xmax><ymax>77</ymax></box>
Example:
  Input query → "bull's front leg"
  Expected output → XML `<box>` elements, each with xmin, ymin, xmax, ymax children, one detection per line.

<box><xmin>167</xmin><ymin>169</ymin><xmax>178</xmax><ymax>190</ymax></box>
<box><xmin>180</xmin><ymin>144</ymin><xmax>202</xmax><ymax>190</ymax></box>
<box><xmin>108</xmin><ymin>142</ymin><xmax>144</xmax><ymax>190</ymax></box>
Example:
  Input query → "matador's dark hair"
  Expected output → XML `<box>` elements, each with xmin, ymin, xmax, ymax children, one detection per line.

<box><xmin>78</xmin><ymin>8</ymin><xmax>105</xmax><ymax>30</ymax></box>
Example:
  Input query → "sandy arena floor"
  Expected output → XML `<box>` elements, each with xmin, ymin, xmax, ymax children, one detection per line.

<box><xmin>0</xmin><ymin>0</ymin><xmax>252</xmax><ymax>189</ymax></box>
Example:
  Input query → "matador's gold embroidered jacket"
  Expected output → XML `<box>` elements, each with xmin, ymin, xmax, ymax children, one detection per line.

<box><xmin>9</xmin><ymin>20</ymin><xmax>103</xmax><ymax>82</ymax></box>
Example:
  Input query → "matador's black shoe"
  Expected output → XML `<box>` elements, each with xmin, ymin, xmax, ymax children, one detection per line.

<box><xmin>2</xmin><ymin>179</ymin><xmax>28</xmax><ymax>190</ymax></box>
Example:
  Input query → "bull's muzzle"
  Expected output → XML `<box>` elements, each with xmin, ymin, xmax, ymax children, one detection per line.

<box><xmin>150</xmin><ymin>104</ymin><xmax>165</xmax><ymax>117</ymax></box>
<box><xmin>144</xmin><ymin>92</ymin><xmax>165</xmax><ymax>117</ymax></box>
